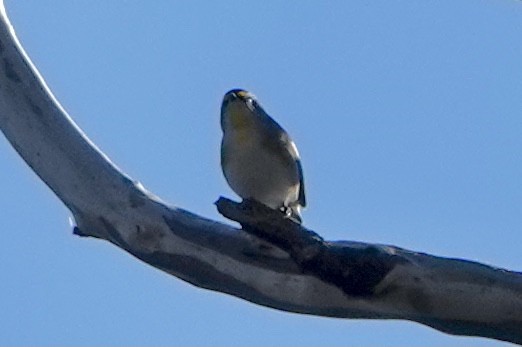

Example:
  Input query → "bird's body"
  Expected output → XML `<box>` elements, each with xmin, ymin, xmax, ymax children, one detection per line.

<box><xmin>220</xmin><ymin>89</ymin><xmax>306</xmax><ymax>223</ymax></box>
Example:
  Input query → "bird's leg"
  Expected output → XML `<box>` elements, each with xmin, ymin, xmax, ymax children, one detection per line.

<box><xmin>242</xmin><ymin>198</ymin><xmax>290</xmax><ymax>217</ymax></box>
<box><xmin>280</xmin><ymin>206</ymin><xmax>293</xmax><ymax>218</ymax></box>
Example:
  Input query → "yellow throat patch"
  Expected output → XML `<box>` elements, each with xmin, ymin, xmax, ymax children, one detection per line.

<box><xmin>228</xmin><ymin>108</ymin><xmax>254</xmax><ymax>144</ymax></box>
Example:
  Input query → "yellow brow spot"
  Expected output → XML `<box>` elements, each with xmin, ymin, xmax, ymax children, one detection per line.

<box><xmin>236</xmin><ymin>90</ymin><xmax>250</xmax><ymax>99</ymax></box>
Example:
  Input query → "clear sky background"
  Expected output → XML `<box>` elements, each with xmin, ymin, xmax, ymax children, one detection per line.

<box><xmin>1</xmin><ymin>1</ymin><xmax>521</xmax><ymax>346</ymax></box>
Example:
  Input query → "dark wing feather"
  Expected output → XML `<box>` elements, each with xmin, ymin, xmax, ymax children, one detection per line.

<box><xmin>296</xmin><ymin>158</ymin><xmax>306</xmax><ymax>207</ymax></box>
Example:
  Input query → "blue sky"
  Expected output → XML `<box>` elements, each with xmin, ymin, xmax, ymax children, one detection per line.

<box><xmin>1</xmin><ymin>1</ymin><xmax>521</xmax><ymax>345</ymax></box>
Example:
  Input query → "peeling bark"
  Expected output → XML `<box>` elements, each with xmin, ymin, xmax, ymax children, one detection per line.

<box><xmin>0</xmin><ymin>2</ymin><xmax>521</xmax><ymax>344</ymax></box>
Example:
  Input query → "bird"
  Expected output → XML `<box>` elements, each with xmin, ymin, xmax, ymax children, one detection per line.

<box><xmin>220</xmin><ymin>89</ymin><xmax>306</xmax><ymax>223</ymax></box>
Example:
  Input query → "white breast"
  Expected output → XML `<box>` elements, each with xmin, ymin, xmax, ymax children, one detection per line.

<box><xmin>222</xmin><ymin>133</ymin><xmax>299</xmax><ymax>209</ymax></box>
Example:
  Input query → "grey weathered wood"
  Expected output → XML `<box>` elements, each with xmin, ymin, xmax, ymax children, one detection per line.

<box><xmin>0</xmin><ymin>2</ymin><xmax>521</xmax><ymax>344</ymax></box>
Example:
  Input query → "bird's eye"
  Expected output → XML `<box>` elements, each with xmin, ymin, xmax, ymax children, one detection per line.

<box><xmin>246</xmin><ymin>98</ymin><xmax>255</xmax><ymax>109</ymax></box>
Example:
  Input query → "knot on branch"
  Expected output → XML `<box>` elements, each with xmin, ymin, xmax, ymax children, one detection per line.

<box><xmin>216</xmin><ymin>197</ymin><xmax>405</xmax><ymax>296</ymax></box>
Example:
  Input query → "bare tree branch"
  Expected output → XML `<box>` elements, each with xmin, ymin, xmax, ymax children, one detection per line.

<box><xmin>0</xmin><ymin>3</ymin><xmax>521</xmax><ymax>344</ymax></box>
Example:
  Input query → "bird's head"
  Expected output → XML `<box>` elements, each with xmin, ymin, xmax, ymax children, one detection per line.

<box><xmin>220</xmin><ymin>89</ymin><xmax>261</xmax><ymax>132</ymax></box>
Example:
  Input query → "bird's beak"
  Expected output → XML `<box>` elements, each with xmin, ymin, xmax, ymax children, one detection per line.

<box><xmin>222</xmin><ymin>91</ymin><xmax>238</xmax><ymax>108</ymax></box>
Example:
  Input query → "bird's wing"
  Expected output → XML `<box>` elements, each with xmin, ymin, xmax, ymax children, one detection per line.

<box><xmin>287</xmin><ymin>139</ymin><xmax>306</xmax><ymax>207</ymax></box>
<box><xmin>259</xmin><ymin>110</ymin><xmax>306</xmax><ymax>207</ymax></box>
<box><xmin>295</xmin><ymin>157</ymin><xmax>306</xmax><ymax>207</ymax></box>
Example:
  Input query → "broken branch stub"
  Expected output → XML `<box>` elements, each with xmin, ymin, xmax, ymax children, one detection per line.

<box><xmin>216</xmin><ymin>197</ymin><xmax>405</xmax><ymax>297</ymax></box>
